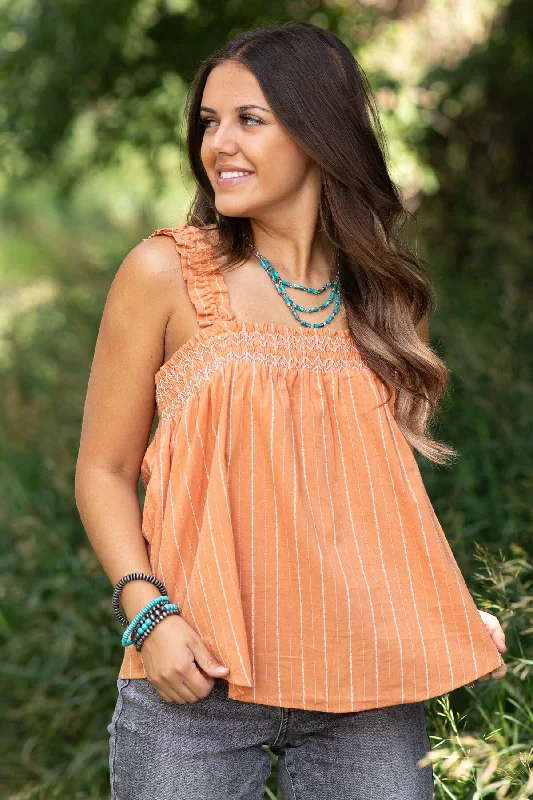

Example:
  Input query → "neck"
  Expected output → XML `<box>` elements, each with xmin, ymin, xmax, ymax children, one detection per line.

<box><xmin>247</xmin><ymin>219</ymin><xmax>337</xmax><ymax>286</ymax></box>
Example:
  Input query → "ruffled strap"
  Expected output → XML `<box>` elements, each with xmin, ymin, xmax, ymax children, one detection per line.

<box><xmin>144</xmin><ymin>223</ymin><xmax>236</xmax><ymax>329</ymax></box>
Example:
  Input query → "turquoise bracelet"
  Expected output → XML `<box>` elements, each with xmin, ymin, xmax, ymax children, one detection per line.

<box><xmin>129</xmin><ymin>603</ymin><xmax>179</xmax><ymax>648</ymax></box>
<box><xmin>121</xmin><ymin>595</ymin><xmax>169</xmax><ymax>647</ymax></box>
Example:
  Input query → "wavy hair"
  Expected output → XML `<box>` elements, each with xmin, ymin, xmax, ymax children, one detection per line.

<box><xmin>183</xmin><ymin>21</ymin><xmax>456</xmax><ymax>465</ymax></box>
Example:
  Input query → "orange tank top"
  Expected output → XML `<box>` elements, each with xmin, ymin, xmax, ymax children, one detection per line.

<box><xmin>118</xmin><ymin>222</ymin><xmax>503</xmax><ymax>712</ymax></box>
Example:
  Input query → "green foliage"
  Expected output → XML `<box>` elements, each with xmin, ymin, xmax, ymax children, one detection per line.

<box><xmin>0</xmin><ymin>0</ymin><xmax>374</xmax><ymax>185</ymax></box>
<box><xmin>423</xmin><ymin>544</ymin><xmax>533</xmax><ymax>798</ymax></box>
<box><xmin>1</xmin><ymin>0</ymin><xmax>532</xmax><ymax>796</ymax></box>
<box><xmin>0</xmin><ymin>215</ymin><xmax>128</xmax><ymax>797</ymax></box>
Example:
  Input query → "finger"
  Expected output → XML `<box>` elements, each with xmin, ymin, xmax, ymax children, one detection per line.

<box><xmin>183</xmin><ymin>663</ymin><xmax>216</xmax><ymax>698</ymax></box>
<box><xmin>158</xmin><ymin>662</ymin><xmax>214</xmax><ymax>703</ymax></box>
<box><xmin>152</xmin><ymin>673</ymin><xmax>199</xmax><ymax>704</ymax></box>
<box><xmin>175</xmin><ymin>682</ymin><xmax>199</xmax><ymax>704</ymax></box>
<box><xmin>476</xmin><ymin>663</ymin><xmax>507</xmax><ymax>683</ymax></box>
<box><xmin>153</xmin><ymin>685</ymin><xmax>174</xmax><ymax>703</ymax></box>
<box><xmin>491</xmin><ymin>624</ymin><xmax>507</xmax><ymax>652</ymax></box>
<box><xmin>480</xmin><ymin>612</ymin><xmax>507</xmax><ymax>652</ymax></box>
<box><xmin>159</xmin><ymin>678</ymin><xmax>199</xmax><ymax>704</ymax></box>
<box><xmin>197</xmin><ymin>663</ymin><xmax>214</xmax><ymax>681</ymax></box>
<box><xmin>152</xmin><ymin>682</ymin><xmax>185</xmax><ymax>703</ymax></box>
<box><xmin>189</xmin><ymin>637</ymin><xmax>229</xmax><ymax>678</ymax></box>
<box><xmin>491</xmin><ymin>664</ymin><xmax>507</xmax><ymax>680</ymax></box>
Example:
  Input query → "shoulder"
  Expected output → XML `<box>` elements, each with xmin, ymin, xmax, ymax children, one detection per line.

<box><xmin>116</xmin><ymin>226</ymin><xmax>190</xmax><ymax>282</ymax></box>
<box><xmin>143</xmin><ymin>221</ymin><xmax>222</xmax><ymax>255</ymax></box>
<box><xmin>108</xmin><ymin>229</ymin><xmax>188</xmax><ymax>317</ymax></box>
<box><xmin>116</xmin><ymin>222</ymin><xmax>222</xmax><ymax>286</ymax></box>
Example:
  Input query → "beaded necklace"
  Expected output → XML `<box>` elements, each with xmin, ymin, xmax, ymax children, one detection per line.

<box><xmin>252</xmin><ymin>248</ymin><xmax>342</xmax><ymax>329</ymax></box>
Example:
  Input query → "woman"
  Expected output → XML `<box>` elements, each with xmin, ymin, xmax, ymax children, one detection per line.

<box><xmin>75</xmin><ymin>21</ymin><xmax>507</xmax><ymax>800</ymax></box>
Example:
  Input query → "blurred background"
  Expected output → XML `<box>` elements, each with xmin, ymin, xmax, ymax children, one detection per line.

<box><xmin>1</xmin><ymin>0</ymin><xmax>532</xmax><ymax>797</ymax></box>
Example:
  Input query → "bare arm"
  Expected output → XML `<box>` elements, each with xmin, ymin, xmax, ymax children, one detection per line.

<box><xmin>75</xmin><ymin>234</ymin><xmax>228</xmax><ymax>703</ymax></box>
<box><xmin>75</xmin><ymin>236</ymin><xmax>176</xmax><ymax>612</ymax></box>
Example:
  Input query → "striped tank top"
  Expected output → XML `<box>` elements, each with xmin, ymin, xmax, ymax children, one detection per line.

<box><xmin>118</xmin><ymin>222</ymin><xmax>503</xmax><ymax>712</ymax></box>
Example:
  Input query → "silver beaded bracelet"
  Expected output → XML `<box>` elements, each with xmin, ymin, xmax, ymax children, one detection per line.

<box><xmin>132</xmin><ymin>602</ymin><xmax>181</xmax><ymax>652</ymax></box>
<box><xmin>112</xmin><ymin>572</ymin><xmax>168</xmax><ymax>627</ymax></box>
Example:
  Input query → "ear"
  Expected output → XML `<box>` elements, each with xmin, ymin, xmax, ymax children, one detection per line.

<box><xmin>416</xmin><ymin>316</ymin><xmax>429</xmax><ymax>344</ymax></box>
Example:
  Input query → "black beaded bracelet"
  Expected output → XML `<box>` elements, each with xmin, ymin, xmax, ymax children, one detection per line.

<box><xmin>130</xmin><ymin>598</ymin><xmax>173</xmax><ymax>645</ymax></box>
<box><xmin>112</xmin><ymin>572</ymin><xmax>167</xmax><ymax>627</ymax></box>
<box><xmin>133</xmin><ymin>606</ymin><xmax>181</xmax><ymax>652</ymax></box>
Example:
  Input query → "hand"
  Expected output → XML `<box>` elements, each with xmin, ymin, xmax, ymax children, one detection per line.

<box><xmin>139</xmin><ymin>614</ymin><xmax>230</xmax><ymax>703</ymax></box>
<box><xmin>471</xmin><ymin>609</ymin><xmax>507</xmax><ymax>684</ymax></box>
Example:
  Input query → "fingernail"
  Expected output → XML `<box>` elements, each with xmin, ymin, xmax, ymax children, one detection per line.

<box><xmin>215</xmin><ymin>665</ymin><xmax>229</xmax><ymax>673</ymax></box>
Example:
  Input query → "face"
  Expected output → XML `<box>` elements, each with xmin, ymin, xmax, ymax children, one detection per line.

<box><xmin>199</xmin><ymin>60</ymin><xmax>318</xmax><ymax>219</ymax></box>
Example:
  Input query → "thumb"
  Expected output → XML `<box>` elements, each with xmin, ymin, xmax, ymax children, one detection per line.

<box><xmin>190</xmin><ymin>638</ymin><xmax>229</xmax><ymax>677</ymax></box>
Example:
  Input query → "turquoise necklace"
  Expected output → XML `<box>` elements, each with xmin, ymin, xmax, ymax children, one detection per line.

<box><xmin>252</xmin><ymin>248</ymin><xmax>342</xmax><ymax>329</ymax></box>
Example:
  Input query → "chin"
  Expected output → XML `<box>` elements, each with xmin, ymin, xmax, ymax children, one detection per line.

<box><xmin>214</xmin><ymin>200</ymin><xmax>253</xmax><ymax>218</ymax></box>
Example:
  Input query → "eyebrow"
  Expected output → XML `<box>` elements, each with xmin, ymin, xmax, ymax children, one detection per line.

<box><xmin>199</xmin><ymin>104</ymin><xmax>271</xmax><ymax>114</ymax></box>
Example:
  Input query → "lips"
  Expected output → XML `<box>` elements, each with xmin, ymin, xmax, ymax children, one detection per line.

<box><xmin>216</xmin><ymin>171</ymin><xmax>255</xmax><ymax>186</ymax></box>
<box><xmin>215</xmin><ymin>164</ymin><xmax>253</xmax><ymax>173</ymax></box>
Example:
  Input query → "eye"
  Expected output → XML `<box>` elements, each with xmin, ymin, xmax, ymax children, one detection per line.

<box><xmin>198</xmin><ymin>114</ymin><xmax>264</xmax><ymax>129</ymax></box>
<box><xmin>240</xmin><ymin>114</ymin><xmax>263</xmax><ymax>126</ymax></box>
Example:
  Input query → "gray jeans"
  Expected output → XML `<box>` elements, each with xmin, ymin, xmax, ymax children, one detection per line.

<box><xmin>108</xmin><ymin>677</ymin><xmax>434</xmax><ymax>799</ymax></box>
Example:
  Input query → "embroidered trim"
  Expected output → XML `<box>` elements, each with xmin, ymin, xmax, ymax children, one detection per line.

<box><xmin>155</xmin><ymin>327</ymin><xmax>365</xmax><ymax>422</ymax></box>
<box><xmin>144</xmin><ymin>223</ymin><xmax>217</xmax><ymax>273</ymax></box>
<box><xmin>145</xmin><ymin>224</ymin><xmax>235</xmax><ymax>328</ymax></box>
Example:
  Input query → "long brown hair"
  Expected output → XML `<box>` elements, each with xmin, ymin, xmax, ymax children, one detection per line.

<box><xmin>183</xmin><ymin>21</ymin><xmax>456</xmax><ymax>466</ymax></box>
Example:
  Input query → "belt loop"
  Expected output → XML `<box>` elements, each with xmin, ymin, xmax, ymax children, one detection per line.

<box><xmin>271</xmin><ymin>708</ymin><xmax>290</xmax><ymax>748</ymax></box>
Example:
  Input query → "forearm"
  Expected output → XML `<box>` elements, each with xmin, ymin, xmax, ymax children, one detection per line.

<box><xmin>74</xmin><ymin>466</ymin><xmax>162</xmax><ymax>622</ymax></box>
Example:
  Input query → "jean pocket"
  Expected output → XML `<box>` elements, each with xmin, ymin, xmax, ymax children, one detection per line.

<box><xmin>108</xmin><ymin>679</ymin><xmax>132</xmax><ymax>799</ymax></box>
<box><xmin>107</xmin><ymin>679</ymin><xmax>131</xmax><ymax>736</ymax></box>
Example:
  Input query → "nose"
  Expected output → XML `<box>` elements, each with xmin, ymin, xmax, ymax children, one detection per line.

<box><xmin>208</xmin><ymin>120</ymin><xmax>239</xmax><ymax>156</ymax></box>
